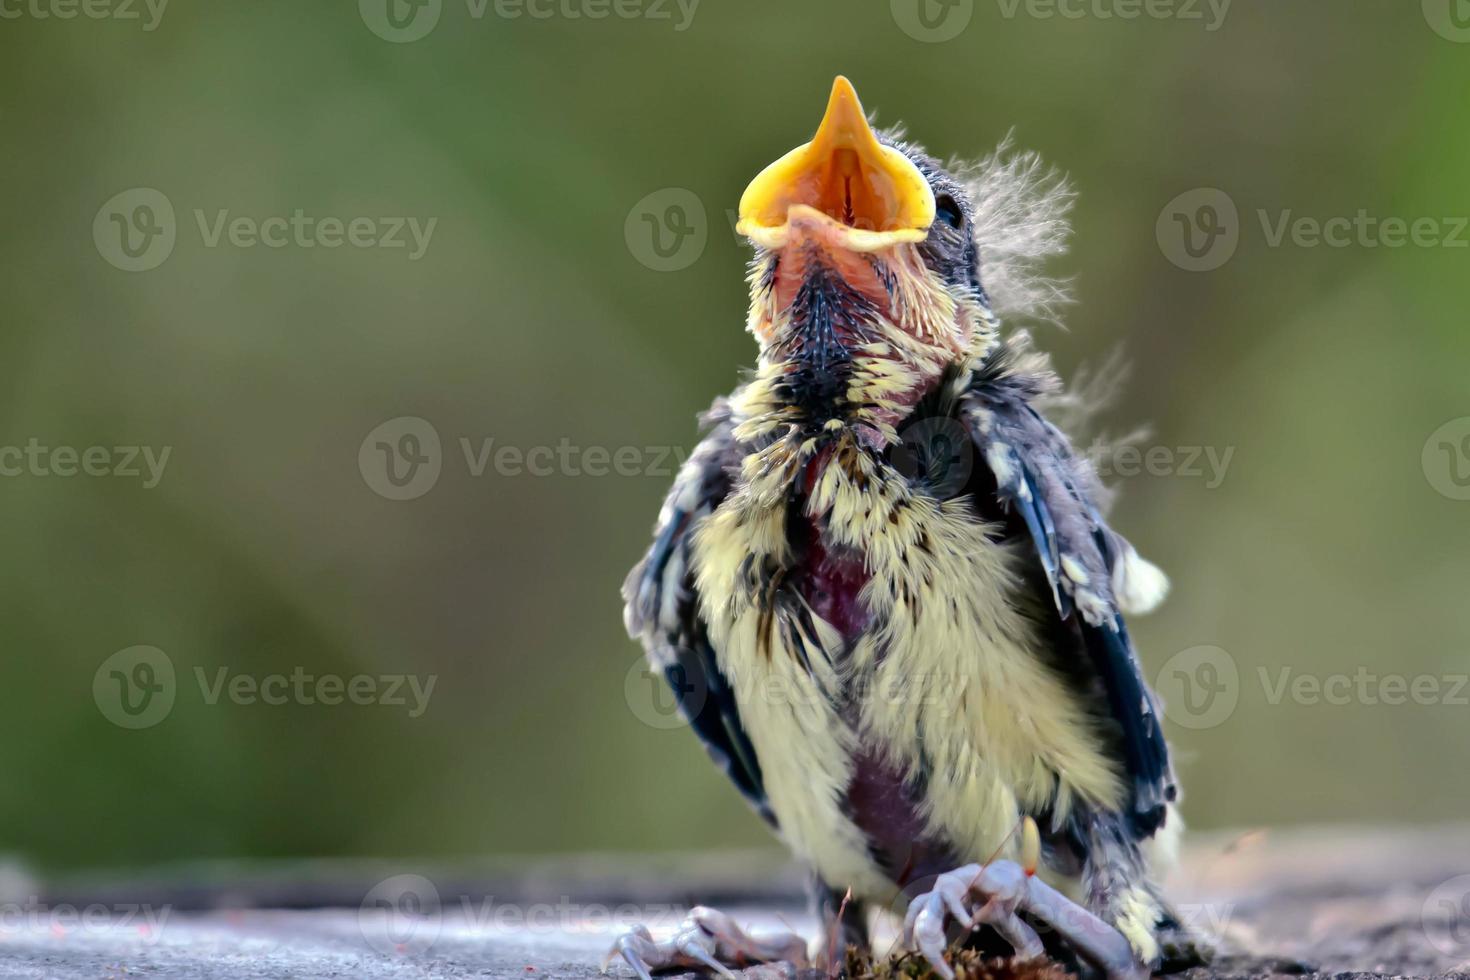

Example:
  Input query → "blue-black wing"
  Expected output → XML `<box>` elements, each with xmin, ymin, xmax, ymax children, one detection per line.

<box><xmin>622</xmin><ymin>398</ymin><xmax>774</xmax><ymax>827</ymax></box>
<box><xmin>963</xmin><ymin>364</ymin><xmax>1176</xmax><ymax>834</ymax></box>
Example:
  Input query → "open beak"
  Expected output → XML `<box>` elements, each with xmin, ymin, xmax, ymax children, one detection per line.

<box><xmin>736</xmin><ymin>76</ymin><xmax>936</xmax><ymax>253</ymax></box>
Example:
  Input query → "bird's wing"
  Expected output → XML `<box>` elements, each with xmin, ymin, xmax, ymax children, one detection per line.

<box><xmin>622</xmin><ymin>398</ymin><xmax>774</xmax><ymax>827</ymax></box>
<box><xmin>962</xmin><ymin>368</ymin><xmax>1176</xmax><ymax>833</ymax></box>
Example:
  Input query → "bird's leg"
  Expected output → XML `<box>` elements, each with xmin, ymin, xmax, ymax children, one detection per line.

<box><xmin>810</xmin><ymin>877</ymin><xmax>869</xmax><ymax>973</ymax></box>
<box><xmin>1076</xmin><ymin>810</ymin><xmax>1215</xmax><ymax>972</ymax></box>
<box><xmin>604</xmin><ymin>906</ymin><xmax>808</xmax><ymax>980</ymax></box>
<box><xmin>903</xmin><ymin>861</ymin><xmax>1148</xmax><ymax>980</ymax></box>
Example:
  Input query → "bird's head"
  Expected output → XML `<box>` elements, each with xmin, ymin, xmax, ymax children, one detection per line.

<box><xmin>735</xmin><ymin>77</ymin><xmax>998</xmax><ymax>440</ymax></box>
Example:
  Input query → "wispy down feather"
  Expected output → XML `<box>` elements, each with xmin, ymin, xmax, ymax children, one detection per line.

<box><xmin>952</xmin><ymin>134</ymin><xmax>1076</xmax><ymax>325</ymax></box>
<box><xmin>951</xmin><ymin>138</ymin><xmax>1147</xmax><ymax>513</ymax></box>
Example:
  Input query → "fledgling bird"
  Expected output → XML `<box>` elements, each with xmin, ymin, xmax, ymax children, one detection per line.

<box><xmin>616</xmin><ymin>77</ymin><xmax>1198</xmax><ymax>980</ymax></box>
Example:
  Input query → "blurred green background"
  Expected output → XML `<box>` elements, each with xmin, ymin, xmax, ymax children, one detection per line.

<box><xmin>1</xmin><ymin>0</ymin><xmax>1467</xmax><ymax>874</ymax></box>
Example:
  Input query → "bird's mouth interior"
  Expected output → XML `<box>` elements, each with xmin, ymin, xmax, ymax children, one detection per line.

<box><xmin>736</xmin><ymin>77</ymin><xmax>936</xmax><ymax>253</ymax></box>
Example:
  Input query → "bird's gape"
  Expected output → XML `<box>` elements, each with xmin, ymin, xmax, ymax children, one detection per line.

<box><xmin>736</xmin><ymin>76</ymin><xmax>936</xmax><ymax>253</ymax></box>
<box><xmin>807</xmin><ymin>149</ymin><xmax>886</xmax><ymax>231</ymax></box>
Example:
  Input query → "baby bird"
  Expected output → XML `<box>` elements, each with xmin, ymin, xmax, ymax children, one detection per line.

<box><xmin>617</xmin><ymin>77</ymin><xmax>1194</xmax><ymax>980</ymax></box>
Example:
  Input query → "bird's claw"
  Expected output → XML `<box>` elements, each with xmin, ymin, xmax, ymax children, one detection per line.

<box><xmin>903</xmin><ymin>862</ymin><xmax>1045</xmax><ymax>980</ymax></box>
<box><xmin>902</xmin><ymin>860</ymin><xmax>1148</xmax><ymax>980</ymax></box>
<box><xmin>604</xmin><ymin>906</ymin><xmax>807</xmax><ymax>979</ymax></box>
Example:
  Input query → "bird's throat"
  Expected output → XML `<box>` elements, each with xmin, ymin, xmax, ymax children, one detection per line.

<box><xmin>745</xmin><ymin>244</ymin><xmax>947</xmax><ymax>443</ymax></box>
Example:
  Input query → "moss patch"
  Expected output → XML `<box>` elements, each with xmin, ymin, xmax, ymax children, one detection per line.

<box><xmin>842</xmin><ymin>945</ymin><xmax>1077</xmax><ymax>980</ymax></box>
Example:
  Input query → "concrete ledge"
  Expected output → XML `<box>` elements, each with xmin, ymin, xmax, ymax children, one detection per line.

<box><xmin>4</xmin><ymin>825</ymin><xmax>1467</xmax><ymax>979</ymax></box>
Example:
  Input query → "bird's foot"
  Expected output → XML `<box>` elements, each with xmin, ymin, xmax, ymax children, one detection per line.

<box><xmin>1156</xmin><ymin>917</ymin><xmax>1216</xmax><ymax>974</ymax></box>
<box><xmin>903</xmin><ymin>862</ymin><xmax>1148</xmax><ymax>980</ymax></box>
<box><xmin>604</xmin><ymin>906</ymin><xmax>808</xmax><ymax>980</ymax></box>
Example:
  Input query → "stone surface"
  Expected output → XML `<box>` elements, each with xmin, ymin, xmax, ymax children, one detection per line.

<box><xmin>2</xmin><ymin>825</ymin><xmax>1468</xmax><ymax>979</ymax></box>
<box><xmin>0</xmin><ymin>902</ymin><xmax>822</xmax><ymax>979</ymax></box>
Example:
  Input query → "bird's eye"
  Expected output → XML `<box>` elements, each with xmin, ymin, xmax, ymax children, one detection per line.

<box><xmin>935</xmin><ymin>194</ymin><xmax>964</xmax><ymax>230</ymax></box>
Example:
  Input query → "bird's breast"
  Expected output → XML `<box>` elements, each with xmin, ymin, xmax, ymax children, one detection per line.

<box><xmin>793</xmin><ymin>449</ymin><xmax>873</xmax><ymax>645</ymax></box>
<box><xmin>693</xmin><ymin>434</ymin><xmax>1122</xmax><ymax>899</ymax></box>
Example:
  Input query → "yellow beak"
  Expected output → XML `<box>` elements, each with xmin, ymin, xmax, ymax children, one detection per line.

<box><xmin>736</xmin><ymin>76</ymin><xmax>936</xmax><ymax>252</ymax></box>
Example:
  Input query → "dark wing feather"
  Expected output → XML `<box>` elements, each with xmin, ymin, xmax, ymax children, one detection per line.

<box><xmin>963</xmin><ymin>369</ymin><xmax>1176</xmax><ymax>834</ymax></box>
<box><xmin>622</xmin><ymin>398</ymin><xmax>774</xmax><ymax>827</ymax></box>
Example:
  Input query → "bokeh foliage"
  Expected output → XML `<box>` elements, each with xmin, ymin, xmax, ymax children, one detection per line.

<box><xmin>1</xmin><ymin>0</ymin><xmax>1467</xmax><ymax>871</ymax></box>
